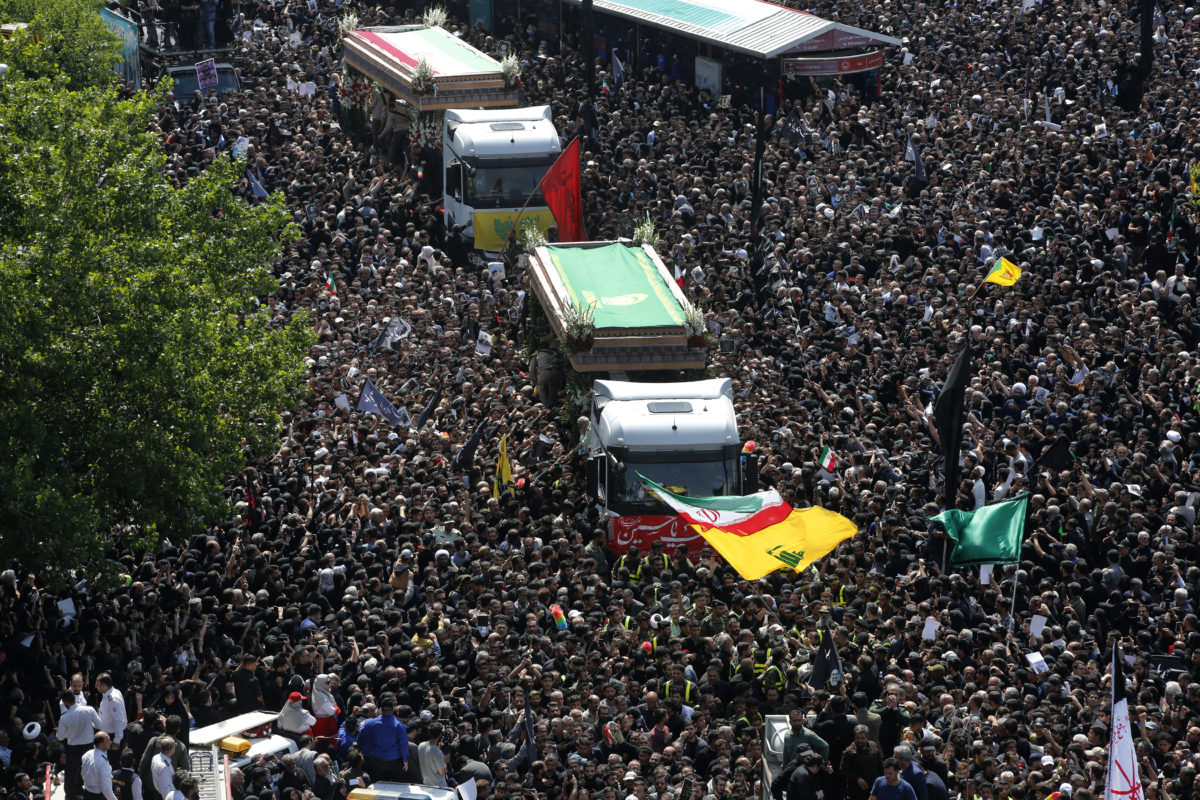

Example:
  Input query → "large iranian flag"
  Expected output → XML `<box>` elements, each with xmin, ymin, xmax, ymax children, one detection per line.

<box><xmin>639</xmin><ymin>474</ymin><xmax>791</xmax><ymax>535</ymax></box>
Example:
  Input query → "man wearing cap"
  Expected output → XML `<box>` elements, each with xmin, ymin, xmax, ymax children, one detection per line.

<box><xmin>787</xmin><ymin>752</ymin><xmax>827</xmax><ymax>800</ymax></box>
<box><xmin>918</xmin><ymin>743</ymin><xmax>948</xmax><ymax>800</ymax></box>
<box><xmin>356</xmin><ymin>695</ymin><xmax>409</xmax><ymax>781</ymax></box>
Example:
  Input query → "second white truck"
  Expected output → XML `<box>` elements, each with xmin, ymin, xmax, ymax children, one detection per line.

<box><xmin>442</xmin><ymin>106</ymin><xmax>561</xmax><ymax>250</ymax></box>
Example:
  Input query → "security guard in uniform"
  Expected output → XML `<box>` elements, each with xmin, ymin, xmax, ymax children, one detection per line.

<box><xmin>752</xmin><ymin>641</ymin><xmax>775</xmax><ymax>677</ymax></box>
<box><xmin>644</xmin><ymin>540</ymin><xmax>670</xmax><ymax>575</ymax></box>
<box><xmin>612</xmin><ymin>545</ymin><xmax>644</xmax><ymax>581</ymax></box>
<box><xmin>663</xmin><ymin>663</ymin><xmax>699</xmax><ymax>705</ymax></box>
<box><xmin>761</xmin><ymin>649</ymin><xmax>788</xmax><ymax>696</ymax></box>
<box><xmin>605</xmin><ymin>605</ymin><xmax>635</xmax><ymax>632</ymax></box>
<box><xmin>110</xmin><ymin>749</ymin><xmax>142</xmax><ymax>800</ymax></box>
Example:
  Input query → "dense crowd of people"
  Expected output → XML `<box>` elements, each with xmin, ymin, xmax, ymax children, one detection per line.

<box><xmin>4</xmin><ymin>0</ymin><xmax>1200</xmax><ymax>800</ymax></box>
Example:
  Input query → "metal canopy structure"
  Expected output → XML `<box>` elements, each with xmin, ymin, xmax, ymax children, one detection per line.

<box><xmin>561</xmin><ymin>0</ymin><xmax>899</xmax><ymax>59</ymax></box>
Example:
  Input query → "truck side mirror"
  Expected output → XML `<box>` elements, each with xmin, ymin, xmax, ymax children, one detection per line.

<box><xmin>742</xmin><ymin>451</ymin><xmax>759</xmax><ymax>493</ymax></box>
<box><xmin>586</xmin><ymin>457</ymin><xmax>599</xmax><ymax>498</ymax></box>
<box><xmin>446</xmin><ymin>163</ymin><xmax>463</xmax><ymax>202</ymax></box>
<box><xmin>607</xmin><ymin>452</ymin><xmax>626</xmax><ymax>476</ymax></box>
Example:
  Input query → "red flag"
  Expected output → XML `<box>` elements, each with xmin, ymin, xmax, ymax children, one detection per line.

<box><xmin>539</xmin><ymin>137</ymin><xmax>586</xmax><ymax>242</ymax></box>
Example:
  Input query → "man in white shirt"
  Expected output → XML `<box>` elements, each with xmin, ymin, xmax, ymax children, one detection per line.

<box><xmin>81</xmin><ymin>732</ymin><xmax>117</xmax><ymax>800</ymax></box>
<box><xmin>60</xmin><ymin>673</ymin><xmax>91</xmax><ymax>714</ymax></box>
<box><xmin>151</xmin><ymin>738</ymin><xmax>178</xmax><ymax>800</ymax></box>
<box><xmin>57</xmin><ymin>691</ymin><xmax>102</xmax><ymax>800</ymax></box>
<box><xmin>95</xmin><ymin>674</ymin><xmax>128</xmax><ymax>747</ymax></box>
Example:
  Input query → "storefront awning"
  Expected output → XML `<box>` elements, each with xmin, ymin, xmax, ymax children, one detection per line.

<box><xmin>561</xmin><ymin>0</ymin><xmax>899</xmax><ymax>59</ymax></box>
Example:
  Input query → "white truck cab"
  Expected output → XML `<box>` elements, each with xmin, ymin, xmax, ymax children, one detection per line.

<box><xmin>442</xmin><ymin>106</ymin><xmax>561</xmax><ymax>248</ymax></box>
<box><xmin>588</xmin><ymin>379</ymin><xmax>755</xmax><ymax>553</ymax></box>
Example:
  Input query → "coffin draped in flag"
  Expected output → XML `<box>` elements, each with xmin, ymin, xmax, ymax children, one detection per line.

<box><xmin>639</xmin><ymin>475</ymin><xmax>857</xmax><ymax>580</ymax></box>
<box><xmin>1106</xmin><ymin>647</ymin><xmax>1142</xmax><ymax>800</ymax></box>
<box><xmin>539</xmin><ymin>137</ymin><xmax>587</xmax><ymax>242</ymax></box>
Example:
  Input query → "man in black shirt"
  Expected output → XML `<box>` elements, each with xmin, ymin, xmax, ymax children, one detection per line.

<box><xmin>788</xmin><ymin>753</ymin><xmax>827</xmax><ymax>800</ymax></box>
<box><xmin>232</xmin><ymin>655</ymin><xmax>264</xmax><ymax>714</ymax></box>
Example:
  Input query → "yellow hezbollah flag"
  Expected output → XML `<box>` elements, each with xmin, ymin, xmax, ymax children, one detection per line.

<box><xmin>694</xmin><ymin>507</ymin><xmax>857</xmax><ymax>581</ymax></box>
<box><xmin>492</xmin><ymin>434</ymin><xmax>513</xmax><ymax>498</ymax></box>
<box><xmin>984</xmin><ymin>257</ymin><xmax>1022</xmax><ymax>286</ymax></box>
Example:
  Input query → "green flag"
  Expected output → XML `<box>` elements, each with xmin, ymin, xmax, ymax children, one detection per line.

<box><xmin>931</xmin><ymin>494</ymin><xmax>1029</xmax><ymax>566</ymax></box>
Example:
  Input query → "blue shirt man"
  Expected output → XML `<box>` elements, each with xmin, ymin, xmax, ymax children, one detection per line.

<box><xmin>869</xmin><ymin>760</ymin><xmax>919</xmax><ymax>800</ymax></box>
<box><xmin>356</xmin><ymin>697</ymin><xmax>410</xmax><ymax>781</ymax></box>
<box><xmin>893</xmin><ymin>746</ymin><xmax>929</xmax><ymax>800</ymax></box>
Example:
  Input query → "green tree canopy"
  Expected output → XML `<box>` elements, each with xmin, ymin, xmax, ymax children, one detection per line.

<box><xmin>0</xmin><ymin>68</ymin><xmax>314</xmax><ymax>581</ymax></box>
<box><xmin>0</xmin><ymin>0</ymin><xmax>121</xmax><ymax>88</ymax></box>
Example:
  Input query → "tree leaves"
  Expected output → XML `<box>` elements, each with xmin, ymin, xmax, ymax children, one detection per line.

<box><xmin>0</xmin><ymin>57</ymin><xmax>315</xmax><ymax>584</ymax></box>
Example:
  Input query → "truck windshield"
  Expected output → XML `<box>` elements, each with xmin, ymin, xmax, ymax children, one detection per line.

<box><xmin>608</xmin><ymin>452</ymin><xmax>738</xmax><ymax>512</ymax></box>
<box><xmin>464</xmin><ymin>158</ymin><xmax>554</xmax><ymax>208</ymax></box>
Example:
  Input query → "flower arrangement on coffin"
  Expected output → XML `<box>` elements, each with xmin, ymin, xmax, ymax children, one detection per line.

<box><xmin>632</xmin><ymin>212</ymin><xmax>657</xmax><ymax>246</ymax></box>
<box><xmin>563</xmin><ymin>301</ymin><xmax>596</xmax><ymax>354</ymax></box>
<box><xmin>683</xmin><ymin>305</ymin><xmax>709</xmax><ymax>349</ymax></box>
<box><xmin>337</xmin><ymin>10</ymin><xmax>359</xmax><ymax>39</ymax></box>
<box><xmin>339</xmin><ymin>67</ymin><xmax>371</xmax><ymax>109</ymax></box>
<box><xmin>422</xmin><ymin>5</ymin><xmax>448</xmax><ymax>28</ymax></box>
<box><xmin>412</xmin><ymin>111</ymin><xmax>442</xmax><ymax>149</ymax></box>
<box><xmin>412</xmin><ymin>57</ymin><xmax>435</xmax><ymax>96</ymax></box>
<box><xmin>500</xmin><ymin>53</ymin><xmax>522</xmax><ymax>90</ymax></box>
<box><xmin>519</xmin><ymin>221</ymin><xmax>547</xmax><ymax>252</ymax></box>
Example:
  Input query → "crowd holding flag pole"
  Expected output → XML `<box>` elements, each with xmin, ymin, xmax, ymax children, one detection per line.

<box><xmin>931</xmin><ymin>493</ymin><xmax>1029</xmax><ymax>630</ymax></box>
<box><xmin>510</xmin><ymin>137</ymin><xmax>587</xmax><ymax>242</ymax></box>
<box><xmin>932</xmin><ymin>340</ymin><xmax>973</xmax><ymax>509</ymax></box>
<box><xmin>1106</xmin><ymin>645</ymin><xmax>1142</xmax><ymax>800</ymax></box>
<box><xmin>807</xmin><ymin>624</ymin><xmax>845</xmax><ymax>690</ymax></box>
<box><xmin>968</xmin><ymin>256</ymin><xmax>1023</xmax><ymax>301</ymax></box>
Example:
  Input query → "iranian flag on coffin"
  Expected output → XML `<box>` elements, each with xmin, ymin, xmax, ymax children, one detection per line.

<box><xmin>639</xmin><ymin>474</ymin><xmax>791</xmax><ymax>536</ymax></box>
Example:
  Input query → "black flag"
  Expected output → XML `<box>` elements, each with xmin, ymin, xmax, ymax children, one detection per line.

<box><xmin>1033</xmin><ymin>437</ymin><xmax>1075</xmax><ymax>473</ymax></box>
<box><xmin>905</xmin><ymin>135</ymin><xmax>928</xmax><ymax>184</ymax></box>
<box><xmin>416</xmin><ymin>388</ymin><xmax>442</xmax><ymax>429</ymax></box>
<box><xmin>932</xmin><ymin>340</ymin><xmax>973</xmax><ymax>508</ymax></box>
<box><xmin>808</xmin><ymin>626</ymin><xmax>844</xmax><ymax>689</ymax></box>
<box><xmin>373</xmin><ymin>316</ymin><xmax>412</xmax><ymax>351</ymax></box>
<box><xmin>452</xmin><ymin>419</ymin><xmax>488</xmax><ymax>471</ymax></box>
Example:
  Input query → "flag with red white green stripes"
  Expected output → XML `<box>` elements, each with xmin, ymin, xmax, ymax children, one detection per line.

<box><xmin>818</xmin><ymin>446</ymin><xmax>836</xmax><ymax>472</ymax></box>
<box><xmin>326</xmin><ymin>272</ymin><xmax>337</xmax><ymax>295</ymax></box>
<box><xmin>638</xmin><ymin>473</ymin><xmax>791</xmax><ymax>536</ymax></box>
